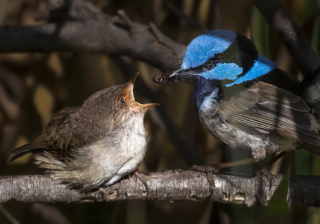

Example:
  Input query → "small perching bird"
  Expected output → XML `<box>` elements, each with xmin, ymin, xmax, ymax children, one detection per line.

<box><xmin>11</xmin><ymin>72</ymin><xmax>159</xmax><ymax>191</ymax></box>
<box><xmin>154</xmin><ymin>29</ymin><xmax>320</xmax><ymax>165</ymax></box>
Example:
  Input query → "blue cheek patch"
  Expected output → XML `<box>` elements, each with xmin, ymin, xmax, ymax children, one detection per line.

<box><xmin>225</xmin><ymin>55</ymin><xmax>276</xmax><ymax>87</ymax></box>
<box><xmin>198</xmin><ymin>63</ymin><xmax>243</xmax><ymax>80</ymax></box>
<box><xmin>181</xmin><ymin>30</ymin><xmax>237</xmax><ymax>69</ymax></box>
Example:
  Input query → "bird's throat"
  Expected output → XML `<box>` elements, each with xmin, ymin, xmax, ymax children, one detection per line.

<box><xmin>192</xmin><ymin>76</ymin><xmax>221</xmax><ymax>110</ymax></box>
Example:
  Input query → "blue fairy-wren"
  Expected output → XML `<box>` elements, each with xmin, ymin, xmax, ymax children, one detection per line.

<box><xmin>154</xmin><ymin>29</ymin><xmax>320</xmax><ymax>162</ymax></box>
<box><xmin>11</xmin><ymin>72</ymin><xmax>159</xmax><ymax>191</ymax></box>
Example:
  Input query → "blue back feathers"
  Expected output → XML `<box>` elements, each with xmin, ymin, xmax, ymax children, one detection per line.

<box><xmin>181</xmin><ymin>29</ymin><xmax>277</xmax><ymax>87</ymax></box>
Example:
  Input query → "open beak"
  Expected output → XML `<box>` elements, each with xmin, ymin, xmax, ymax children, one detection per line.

<box><xmin>134</xmin><ymin>102</ymin><xmax>161</xmax><ymax>111</ymax></box>
<box><xmin>127</xmin><ymin>72</ymin><xmax>140</xmax><ymax>95</ymax></box>
<box><xmin>128</xmin><ymin>72</ymin><xmax>160</xmax><ymax>112</ymax></box>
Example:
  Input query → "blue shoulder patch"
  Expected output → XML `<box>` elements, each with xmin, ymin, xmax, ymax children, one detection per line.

<box><xmin>181</xmin><ymin>30</ymin><xmax>237</xmax><ymax>69</ymax></box>
<box><xmin>225</xmin><ymin>55</ymin><xmax>276</xmax><ymax>87</ymax></box>
<box><xmin>198</xmin><ymin>63</ymin><xmax>243</xmax><ymax>80</ymax></box>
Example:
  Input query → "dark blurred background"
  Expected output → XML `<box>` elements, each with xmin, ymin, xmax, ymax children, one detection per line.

<box><xmin>1</xmin><ymin>0</ymin><xmax>320</xmax><ymax>223</ymax></box>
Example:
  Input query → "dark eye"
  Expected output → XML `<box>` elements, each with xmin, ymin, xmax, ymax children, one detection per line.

<box><xmin>120</xmin><ymin>98</ymin><xmax>125</xmax><ymax>104</ymax></box>
<box><xmin>203</xmin><ymin>65</ymin><xmax>211</xmax><ymax>71</ymax></box>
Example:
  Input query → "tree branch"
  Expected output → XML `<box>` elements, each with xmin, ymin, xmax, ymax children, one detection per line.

<box><xmin>2</xmin><ymin>0</ymin><xmax>320</xmax><ymax>209</ymax></box>
<box><xmin>251</xmin><ymin>0</ymin><xmax>320</xmax><ymax>77</ymax></box>
<box><xmin>0</xmin><ymin>0</ymin><xmax>319</xmax><ymax>77</ymax></box>
<box><xmin>0</xmin><ymin>9</ymin><xmax>185</xmax><ymax>72</ymax></box>
<box><xmin>0</xmin><ymin>172</ymin><xmax>320</xmax><ymax>207</ymax></box>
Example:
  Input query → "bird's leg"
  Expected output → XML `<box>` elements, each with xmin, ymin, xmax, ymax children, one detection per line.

<box><xmin>191</xmin><ymin>158</ymin><xmax>256</xmax><ymax>172</ymax></box>
<box><xmin>191</xmin><ymin>151</ymin><xmax>287</xmax><ymax>174</ymax></box>
<box><xmin>133</xmin><ymin>170</ymin><xmax>151</xmax><ymax>191</ymax></box>
<box><xmin>255</xmin><ymin>151</ymin><xmax>286</xmax><ymax>180</ymax></box>
<box><xmin>99</xmin><ymin>188</ymin><xmax>111</xmax><ymax>201</ymax></box>
<box><xmin>98</xmin><ymin>184</ymin><xmax>118</xmax><ymax>201</ymax></box>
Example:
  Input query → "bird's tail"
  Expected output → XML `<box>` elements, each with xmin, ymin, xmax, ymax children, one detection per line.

<box><xmin>34</xmin><ymin>151</ymin><xmax>66</xmax><ymax>171</ymax></box>
<box><xmin>34</xmin><ymin>152</ymin><xmax>94</xmax><ymax>191</ymax></box>
<box><xmin>10</xmin><ymin>143</ymin><xmax>34</xmax><ymax>162</ymax></box>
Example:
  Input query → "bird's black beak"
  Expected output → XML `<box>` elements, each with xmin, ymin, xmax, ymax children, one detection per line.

<box><xmin>168</xmin><ymin>69</ymin><xmax>182</xmax><ymax>78</ymax></box>
<box><xmin>152</xmin><ymin>68</ymin><xmax>193</xmax><ymax>84</ymax></box>
<box><xmin>169</xmin><ymin>68</ymin><xmax>183</xmax><ymax>81</ymax></box>
<box><xmin>168</xmin><ymin>68</ymin><xmax>194</xmax><ymax>83</ymax></box>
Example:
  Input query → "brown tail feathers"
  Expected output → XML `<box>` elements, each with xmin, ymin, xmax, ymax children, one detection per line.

<box><xmin>10</xmin><ymin>144</ymin><xmax>34</xmax><ymax>162</ymax></box>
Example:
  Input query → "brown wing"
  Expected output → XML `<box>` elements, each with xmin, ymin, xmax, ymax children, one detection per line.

<box><xmin>39</xmin><ymin>104</ymin><xmax>116</xmax><ymax>157</ymax></box>
<box><xmin>10</xmin><ymin>107</ymin><xmax>80</xmax><ymax>161</ymax></box>
<box><xmin>11</xmin><ymin>105</ymin><xmax>114</xmax><ymax>161</ymax></box>
<box><xmin>218</xmin><ymin>82</ymin><xmax>320</xmax><ymax>146</ymax></box>
<box><xmin>11</xmin><ymin>85</ymin><xmax>125</xmax><ymax>162</ymax></box>
<box><xmin>39</xmin><ymin>107</ymin><xmax>81</xmax><ymax>155</ymax></box>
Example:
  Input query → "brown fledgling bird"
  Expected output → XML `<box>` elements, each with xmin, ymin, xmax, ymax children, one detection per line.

<box><xmin>10</xmin><ymin>72</ymin><xmax>159</xmax><ymax>191</ymax></box>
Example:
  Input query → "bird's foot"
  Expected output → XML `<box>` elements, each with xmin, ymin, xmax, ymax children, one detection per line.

<box><xmin>98</xmin><ymin>183</ymin><xmax>119</xmax><ymax>201</ymax></box>
<box><xmin>133</xmin><ymin>170</ymin><xmax>151</xmax><ymax>191</ymax></box>
<box><xmin>98</xmin><ymin>187</ymin><xmax>111</xmax><ymax>201</ymax></box>
<box><xmin>255</xmin><ymin>165</ymin><xmax>273</xmax><ymax>182</ymax></box>
<box><xmin>135</xmin><ymin>169</ymin><xmax>150</xmax><ymax>175</ymax></box>
<box><xmin>255</xmin><ymin>151</ymin><xmax>286</xmax><ymax>181</ymax></box>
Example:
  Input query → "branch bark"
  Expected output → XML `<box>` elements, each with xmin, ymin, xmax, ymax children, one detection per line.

<box><xmin>2</xmin><ymin>0</ymin><xmax>320</xmax><ymax>208</ymax></box>
<box><xmin>0</xmin><ymin>0</ymin><xmax>318</xmax><ymax>76</ymax></box>
<box><xmin>0</xmin><ymin>10</ymin><xmax>185</xmax><ymax>72</ymax></box>
<box><xmin>0</xmin><ymin>171</ymin><xmax>320</xmax><ymax>207</ymax></box>
<box><xmin>251</xmin><ymin>0</ymin><xmax>320</xmax><ymax>77</ymax></box>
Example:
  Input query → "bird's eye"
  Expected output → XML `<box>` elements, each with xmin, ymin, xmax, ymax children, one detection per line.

<box><xmin>120</xmin><ymin>98</ymin><xmax>125</xmax><ymax>104</ymax></box>
<box><xmin>203</xmin><ymin>65</ymin><xmax>211</xmax><ymax>72</ymax></box>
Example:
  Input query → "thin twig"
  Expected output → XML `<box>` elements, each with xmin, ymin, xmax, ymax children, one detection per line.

<box><xmin>0</xmin><ymin>204</ymin><xmax>20</xmax><ymax>224</ymax></box>
<box><xmin>251</xmin><ymin>0</ymin><xmax>320</xmax><ymax>77</ymax></box>
<box><xmin>163</xmin><ymin>1</ymin><xmax>209</xmax><ymax>33</ymax></box>
<box><xmin>311</xmin><ymin>0</ymin><xmax>320</xmax><ymax>16</ymax></box>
